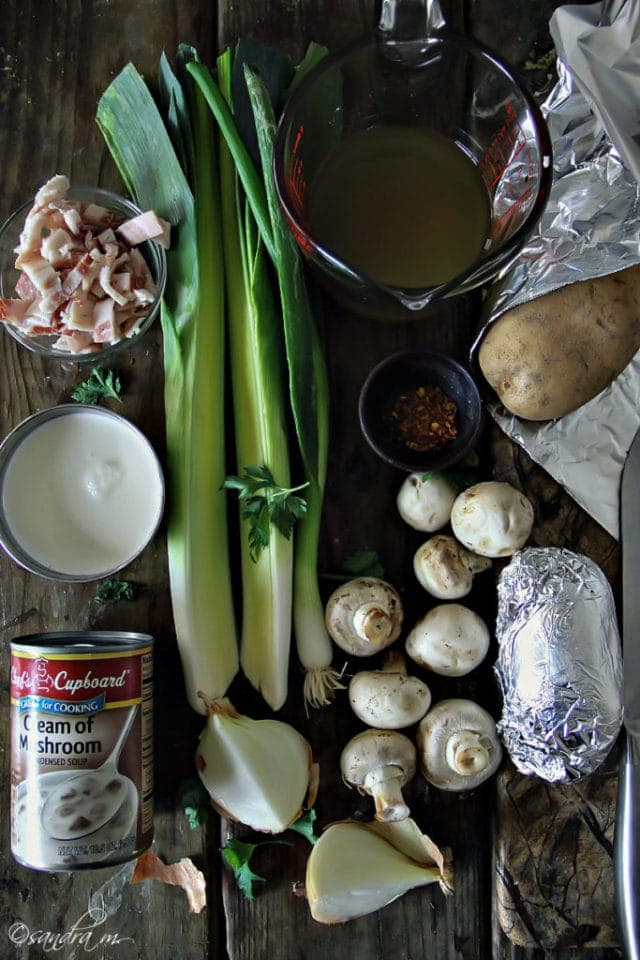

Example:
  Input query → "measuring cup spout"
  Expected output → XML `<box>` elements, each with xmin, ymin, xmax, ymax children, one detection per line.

<box><xmin>378</xmin><ymin>0</ymin><xmax>446</xmax><ymax>40</ymax></box>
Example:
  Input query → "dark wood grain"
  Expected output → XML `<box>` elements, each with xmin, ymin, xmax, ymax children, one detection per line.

<box><xmin>0</xmin><ymin>4</ymin><xmax>219</xmax><ymax>959</ymax></box>
<box><xmin>0</xmin><ymin>2</ymin><xmax>623</xmax><ymax>960</ymax></box>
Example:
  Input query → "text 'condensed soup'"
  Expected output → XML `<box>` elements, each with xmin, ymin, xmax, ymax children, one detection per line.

<box><xmin>0</xmin><ymin>405</ymin><xmax>164</xmax><ymax>579</ymax></box>
<box><xmin>10</xmin><ymin>632</ymin><xmax>154</xmax><ymax>871</ymax></box>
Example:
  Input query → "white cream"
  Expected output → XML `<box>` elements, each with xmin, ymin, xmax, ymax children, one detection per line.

<box><xmin>2</xmin><ymin>409</ymin><xmax>163</xmax><ymax>577</ymax></box>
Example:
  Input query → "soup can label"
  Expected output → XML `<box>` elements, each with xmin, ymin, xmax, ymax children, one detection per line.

<box><xmin>9</xmin><ymin>631</ymin><xmax>153</xmax><ymax>871</ymax></box>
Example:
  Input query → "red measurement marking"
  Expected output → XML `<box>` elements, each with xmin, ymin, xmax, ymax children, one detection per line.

<box><xmin>489</xmin><ymin>187</ymin><xmax>533</xmax><ymax>241</ymax></box>
<box><xmin>479</xmin><ymin>101</ymin><xmax>527</xmax><ymax>190</ymax></box>
<box><xmin>287</xmin><ymin>124</ymin><xmax>307</xmax><ymax>216</ymax></box>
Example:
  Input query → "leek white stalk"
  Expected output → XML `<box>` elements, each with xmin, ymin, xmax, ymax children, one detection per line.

<box><xmin>218</xmin><ymin>51</ymin><xmax>293</xmax><ymax>711</ymax></box>
<box><xmin>304</xmin><ymin>818</ymin><xmax>453</xmax><ymax>923</ymax></box>
<box><xmin>189</xmin><ymin>61</ymin><xmax>345</xmax><ymax>709</ymax></box>
<box><xmin>242</xmin><ymin>69</ymin><xmax>344</xmax><ymax>709</ymax></box>
<box><xmin>196</xmin><ymin>696</ymin><xmax>313</xmax><ymax>833</ymax></box>
<box><xmin>97</xmin><ymin>55</ymin><xmax>239</xmax><ymax>714</ymax></box>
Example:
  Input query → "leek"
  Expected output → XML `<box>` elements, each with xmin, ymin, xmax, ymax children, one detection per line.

<box><xmin>188</xmin><ymin>57</ymin><xmax>344</xmax><ymax>708</ymax></box>
<box><xmin>217</xmin><ymin>49</ymin><xmax>293</xmax><ymax>711</ymax></box>
<box><xmin>97</xmin><ymin>60</ymin><xmax>238</xmax><ymax>714</ymax></box>
<box><xmin>243</xmin><ymin>69</ymin><xmax>344</xmax><ymax>708</ymax></box>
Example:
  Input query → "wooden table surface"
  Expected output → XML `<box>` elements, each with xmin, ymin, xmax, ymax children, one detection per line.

<box><xmin>0</xmin><ymin>2</ymin><xmax>623</xmax><ymax>959</ymax></box>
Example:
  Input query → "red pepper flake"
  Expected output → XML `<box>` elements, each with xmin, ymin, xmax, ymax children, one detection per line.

<box><xmin>390</xmin><ymin>384</ymin><xmax>458</xmax><ymax>452</ymax></box>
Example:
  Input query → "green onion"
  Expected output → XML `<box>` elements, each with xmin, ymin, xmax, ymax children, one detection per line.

<box><xmin>217</xmin><ymin>49</ymin><xmax>293</xmax><ymax>710</ymax></box>
<box><xmin>97</xmin><ymin>59</ymin><xmax>238</xmax><ymax>714</ymax></box>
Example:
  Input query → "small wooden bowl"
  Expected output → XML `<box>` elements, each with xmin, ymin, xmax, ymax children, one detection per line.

<box><xmin>358</xmin><ymin>349</ymin><xmax>484</xmax><ymax>472</ymax></box>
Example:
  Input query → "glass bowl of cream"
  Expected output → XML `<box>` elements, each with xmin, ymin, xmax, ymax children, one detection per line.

<box><xmin>0</xmin><ymin>175</ymin><xmax>167</xmax><ymax>362</ymax></box>
<box><xmin>0</xmin><ymin>404</ymin><xmax>165</xmax><ymax>581</ymax></box>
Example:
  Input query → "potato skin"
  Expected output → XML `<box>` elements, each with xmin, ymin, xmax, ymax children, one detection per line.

<box><xmin>478</xmin><ymin>265</ymin><xmax>640</xmax><ymax>420</ymax></box>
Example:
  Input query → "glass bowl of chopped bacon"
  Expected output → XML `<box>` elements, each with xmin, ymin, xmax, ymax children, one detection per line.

<box><xmin>358</xmin><ymin>349</ymin><xmax>484</xmax><ymax>472</ymax></box>
<box><xmin>0</xmin><ymin>175</ymin><xmax>168</xmax><ymax>361</ymax></box>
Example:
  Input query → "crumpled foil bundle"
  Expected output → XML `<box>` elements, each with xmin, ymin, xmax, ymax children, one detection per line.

<box><xmin>494</xmin><ymin>547</ymin><xmax>623</xmax><ymax>782</ymax></box>
<box><xmin>471</xmin><ymin>0</ymin><xmax>640</xmax><ymax>539</ymax></box>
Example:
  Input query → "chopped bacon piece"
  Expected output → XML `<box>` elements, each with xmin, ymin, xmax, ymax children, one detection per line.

<box><xmin>41</xmin><ymin>227</ymin><xmax>79</xmax><ymax>267</ymax></box>
<box><xmin>92</xmin><ymin>297</ymin><xmax>117</xmax><ymax>343</ymax></box>
<box><xmin>117</xmin><ymin>210</ymin><xmax>171</xmax><ymax>249</ymax></box>
<box><xmin>54</xmin><ymin>330</ymin><xmax>99</xmax><ymax>353</ymax></box>
<box><xmin>15</xmin><ymin>272</ymin><xmax>38</xmax><ymax>301</ymax></box>
<box><xmin>63</xmin><ymin>293</ymin><xmax>95</xmax><ymax>331</ymax></box>
<box><xmin>81</xmin><ymin>203</ymin><xmax>114</xmax><ymax>229</ymax></box>
<box><xmin>0</xmin><ymin>298</ymin><xmax>31</xmax><ymax>325</ymax></box>
<box><xmin>32</xmin><ymin>174</ymin><xmax>69</xmax><ymax>210</ymax></box>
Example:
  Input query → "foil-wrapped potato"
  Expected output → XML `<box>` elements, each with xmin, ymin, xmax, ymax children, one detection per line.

<box><xmin>494</xmin><ymin>547</ymin><xmax>622</xmax><ymax>782</ymax></box>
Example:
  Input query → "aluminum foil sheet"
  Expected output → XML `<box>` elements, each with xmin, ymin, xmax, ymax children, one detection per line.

<box><xmin>471</xmin><ymin>0</ymin><xmax>640</xmax><ymax>540</ymax></box>
<box><xmin>494</xmin><ymin>547</ymin><xmax>623</xmax><ymax>782</ymax></box>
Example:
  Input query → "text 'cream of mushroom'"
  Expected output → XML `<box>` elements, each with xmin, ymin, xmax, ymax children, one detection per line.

<box><xmin>10</xmin><ymin>632</ymin><xmax>154</xmax><ymax>871</ymax></box>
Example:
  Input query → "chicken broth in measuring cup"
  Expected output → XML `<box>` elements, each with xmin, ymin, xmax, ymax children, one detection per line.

<box><xmin>307</xmin><ymin>125</ymin><xmax>491</xmax><ymax>289</ymax></box>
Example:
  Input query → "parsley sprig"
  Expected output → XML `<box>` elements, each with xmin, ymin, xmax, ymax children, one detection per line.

<box><xmin>221</xmin><ymin>810</ymin><xmax>318</xmax><ymax>899</ymax></box>
<box><xmin>93</xmin><ymin>579</ymin><xmax>136</xmax><ymax>603</ymax></box>
<box><xmin>221</xmin><ymin>838</ymin><xmax>292</xmax><ymax>900</ymax></box>
<box><xmin>223</xmin><ymin>465</ymin><xmax>308</xmax><ymax>562</ymax></box>
<box><xmin>71</xmin><ymin>367</ymin><xmax>123</xmax><ymax>405</ymax></box>
<box><xmin>179</xmin><ymin>778</ymin><xmax>211</xmax><ymax>830</ymax></box>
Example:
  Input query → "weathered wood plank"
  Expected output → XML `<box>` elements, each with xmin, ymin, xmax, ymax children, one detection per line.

<box><xmin>0</xmin><ymin>3</ymin><xmax>219</xmax><ymax>958</ymax></box>
<box><xmin>0</xmin><ymin>1</ymin><xmax>625</xmax><ymax>959</ymax></box>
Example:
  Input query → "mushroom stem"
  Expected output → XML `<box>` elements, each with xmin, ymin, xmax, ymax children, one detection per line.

<box><xmin>353</xmin><ymin>602</ymin><xmax>394</xmax><ymax>645</ymax></box>
<box><xmin>445</xmin><ymin>732</ymin><xmax>491</xmax><ymax>777</ymax></box>
<box><xmin>363</xmin><ymin>765</ymin><xmax>411</xmax><ymax>822</ymax></box>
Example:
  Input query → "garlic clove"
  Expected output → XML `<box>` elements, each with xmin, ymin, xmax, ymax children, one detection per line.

<box><xmin>305</xmin><ymin>820</ymin><xmax>452</xmax><ymax>924</ymax></box>
<box><xmin>196</xmin><ymin>697</ymin><xmax>312</xmax><ymax>833</ymax></box>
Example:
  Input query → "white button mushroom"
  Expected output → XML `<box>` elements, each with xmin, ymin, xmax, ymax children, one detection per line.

<box><xmin>413</xmin><ymin>534</ymin><xmax>491</xmax><ymax>600</ymax></box>
<box><xmin>348</xmin><ymin>650</ymin><xmax>432</xmax><ymax>729</ymax></box>
<box><xmin>340</xmin><ymin>728</ymin><xmax>417</xmax><ymax>821</ymax></box>
<box><xmin>416</xmin><ymin>698</ymin><xmax>502</xmax><ymax>791</ymax></box>
<box><xmin>396</xmin><ymin>472</ymin><xmax>456</xmax><ymax>532</ymax></box>
<box><xmin>450</xmin><ymin>481</ymin><xmax>534</xmax><ymax>558</ymax></box>
<box><xmin>325</xmin><ymin>577</ymin><xmax>404</xmax><ymax>657</ymax></box>
<box><xmin>405</xmin><ymin>603</ymin><xmax>490</xmax><ymax>677</ymax></box>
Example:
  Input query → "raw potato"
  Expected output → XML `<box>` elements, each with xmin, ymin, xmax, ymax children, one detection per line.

<box><xmin>478</xmin><ymin>266</ymin><xmax>640</xmax><ymax>420</ymax></box>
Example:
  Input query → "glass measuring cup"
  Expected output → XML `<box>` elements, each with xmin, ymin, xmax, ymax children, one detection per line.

<box><xmin>273</xmin><ymin>0</ymin><xmax>553</xmax><ymax>320</ymax></box>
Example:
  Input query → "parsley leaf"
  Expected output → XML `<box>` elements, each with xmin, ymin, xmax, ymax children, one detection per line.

<box><xmin>287</xmin><ymin>808</ymin><xmax>318</xmax><ymax>845</ymax></box>
<box><xmin>71</xmin><ymin>368</ymin><xmax>123</xmax><ymax>405</ymax></box>
<box><xmin>221</xmin><ymin>837</ymin><xmax>292</xmax><ymax>900</ymax></box>
<box><xmin>223</xmin><ymin>465</ymin><xmax>308</xmax><ymax>562</ymax></box>
<box><xmin>179</xmin><ymin>778</ymin><xmax>211</xmax><ymax>830</ymax></box>
<box><xmin>93</xmin><ymin>579</ymin><xmax>136</xmax><ymax>603</ymax></box>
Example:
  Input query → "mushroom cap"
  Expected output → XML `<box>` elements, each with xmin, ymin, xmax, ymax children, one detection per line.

<box><xmin>405</xmin><ymin>603</ymin><xmax>490</xmax><ymax>677</ymax></box>
<box><xmin>348</xmin><ymin>668</ymin><xmax>432</xmax><ymax>729</ymax></box>
<box><xmin>325</xmin><ymin>577</ymin><xmax>404</xmax><ymax>657</ymax></box>
<box><xmin>396</xmin><ymin>472</ymin><xmax>456</xmax><ymax>533</ymax></box>
<box><xmin>450</xmin><ymin>481</ymin><xmax>534</xmax><ymax>558</ymax></box>
<box><xmin>416</xmin><ymin>698</ymin><xmax>502</xmax><ymax>791</ymax></box>
<box><xmin>340</xmin><ymin>729</ymin><xmax>417</xmax><ymax>789</ymax></box>
<box><xmin>413</xmin><ymin>535</ymin><xmax>490</xmax><ymax>600</ymax></box>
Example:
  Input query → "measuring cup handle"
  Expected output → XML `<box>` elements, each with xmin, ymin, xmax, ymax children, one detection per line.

<box><xmin>378</xmin><ymin>0</ymin><xmax>446</xmax><ymax>40</ymax></box>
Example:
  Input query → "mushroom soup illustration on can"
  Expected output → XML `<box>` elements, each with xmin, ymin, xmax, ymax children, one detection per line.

<box><xmin>9</xmin><ymin>631</ymin><xmax>153</xmax><ymax>871</ymax></box>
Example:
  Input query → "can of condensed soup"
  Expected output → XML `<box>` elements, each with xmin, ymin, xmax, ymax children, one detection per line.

<box><xmin>10</xmin><ymin>631</ymin><xmax>153</xmax><ymax>871</ymax></box>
